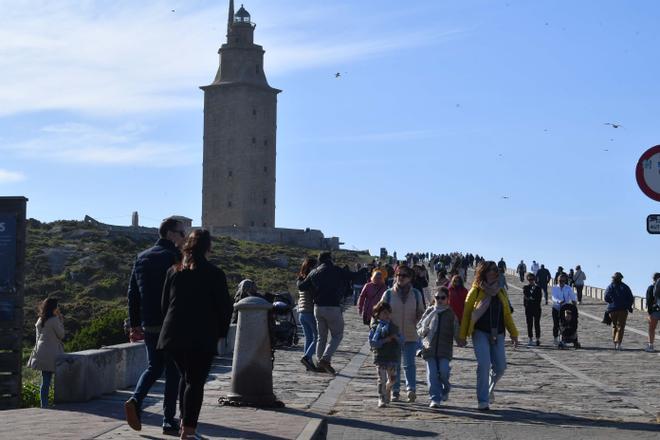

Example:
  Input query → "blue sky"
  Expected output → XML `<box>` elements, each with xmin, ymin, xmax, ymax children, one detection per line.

<box><xmin>1</xmin><ymin>0</ymin><xmax>659</xmax><ymax>296</ymax></box>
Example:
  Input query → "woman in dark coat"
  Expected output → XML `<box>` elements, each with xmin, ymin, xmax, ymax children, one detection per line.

<box><xmin>157</xmin><ymin>229</ymin><xmax>232</xmax><ymax>440</ymax></box>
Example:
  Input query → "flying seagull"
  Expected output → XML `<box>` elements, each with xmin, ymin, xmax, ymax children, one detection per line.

<box><xmin>501</xmin><ymin>196</ymin><xmax>510</xmax><ymax>199</ymax></box>
<box><xmin>604</xmin><ymin>123</ymin><xmax>622</xmax><ymax>128</ymax></box>
<box><xmin>335</xmin><ymin>72</ymin><xmax>341</xmax><ymax>78</ymax></box>
<box><xmin>171</xmin><ymin>9</ymin><xmax>175</xmax><ymax>12</ymax></box>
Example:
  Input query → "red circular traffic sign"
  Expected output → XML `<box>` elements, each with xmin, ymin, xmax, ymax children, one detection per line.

<box><xmin>636</xmin><ymin>145</ymin><xmax>660</xmax><ymax>202</ymax></box>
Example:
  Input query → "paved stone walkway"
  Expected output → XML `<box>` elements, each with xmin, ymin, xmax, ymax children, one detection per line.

<box><xmin>1</xmin><ymin>269</ymin><xmax>659</xmax><ymax>439</ymax></box>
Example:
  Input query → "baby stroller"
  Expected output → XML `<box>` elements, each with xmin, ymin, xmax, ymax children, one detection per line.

<box><xmin>558</xmin><ymin>303</ymin><xmax>580</xmax><ymax>349</ymax></box>
<box><xmin>270</xmin><ymin>291</ymin><xmax>300</xmax><ymax>348</ymax></box>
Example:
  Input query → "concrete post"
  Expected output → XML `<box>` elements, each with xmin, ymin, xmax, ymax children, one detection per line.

<box><xmin>227</xmin><ymin>296</ymin><xmax>276</xmax><ymax>406</ymax></box>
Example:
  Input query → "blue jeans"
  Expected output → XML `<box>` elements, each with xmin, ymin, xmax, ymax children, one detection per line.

<box><xmin>298</xmin><ymin>312</ymin><xmax>317</xmax><ymax>360</ymax></box>
<box><xmin>393</xmin><ymin>341</ymin><xmax>417</xmax><ymax>394</ymax></box>
<box><xmin>352</xmin><ymin>284</ymin><xmax>364</xmax><ymax>306</ymax></box>
<box><xmin>40</xmin><ymin>371</ymin><xmax>53</xmax><ymax>408</ymax></box>
<box><xmin>472</xmin><ymin>330</ymin><xmax>507</xmax><ymax>405</ymax></box>
<box><xmin>425</xmin><ymin>358</ymin><xmax>451</xmax><ymax>402</ymax></box>
<box><xmin>132</xmin><ymin>331</ymin><xmax>180</xmax><ymax>423</ymax></box>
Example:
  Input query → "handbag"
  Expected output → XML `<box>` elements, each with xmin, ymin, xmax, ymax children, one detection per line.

<box><xmin>601</xmin><ymin>310</ymin><xmax>612</xmax><ymax>326</ymax></box>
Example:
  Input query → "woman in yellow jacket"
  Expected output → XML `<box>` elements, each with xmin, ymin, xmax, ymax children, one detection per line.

<box><xmin>457</xmin><ymin>260</ymin><xmax>518</xmax><ymax>410</ymax></box>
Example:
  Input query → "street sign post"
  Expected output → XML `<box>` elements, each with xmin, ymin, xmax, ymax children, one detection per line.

<box><xmin>647</xmin><ymin>215</ymin><xmax>660</xmax><ymax>234</ymax></box>
<box><xmin>636</xmin><ymin>145</ymin><xmax>660</xmax><ymax>202</ymax></box>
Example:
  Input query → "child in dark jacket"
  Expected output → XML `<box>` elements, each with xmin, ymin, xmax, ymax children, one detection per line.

<box><xmin>369</xmin><ymin>301</ymin><xmax>402</xmax><ymax>408</ymax></box>
<box><xmin>416</xmin><ymin>287</ymin><xmax>458</xmax><ymax>408</ymax></box>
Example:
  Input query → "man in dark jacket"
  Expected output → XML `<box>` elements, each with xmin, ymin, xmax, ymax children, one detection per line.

<box><xmin>125</xmin><ymin>217</ymin><xmax>185</xmax><ymax>434</ymax></box>
<box><xmin>297</xmin><ymin>251</ymin><xmax>353</xmax><ymax>374</ymax></box>
<box><xmin>604</xmin><ymin>272</ymin><xmax>634</xmax><ymax>350</ymax></box>
<box><xmin>536</xmin><ymin>264</ymin><xmax>552</xmax><ymax>305</ymax></box>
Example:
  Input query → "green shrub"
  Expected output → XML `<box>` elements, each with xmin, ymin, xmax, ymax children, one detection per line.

<box><xmin>21</xmin><ymin>369</ymin><xmax>55</xmax><ymax>408</ymax></box>
<box><xmin>65</xmin><ymin>308</ymin><xmax>127</xmax><ymax>352</ymax></box>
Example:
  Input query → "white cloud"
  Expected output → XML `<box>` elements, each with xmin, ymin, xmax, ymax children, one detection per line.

<box><xmin>0</xmin><ymin>1</ymin><xmax>460</xmax><ymax>117</ymax></box>
<box><xmin>0</xmin><ymin>169</ymin><xmax>26</xmax><ymax>183</ymax></box>
<box><xmin>4</xmin><ymin>122</ymin><xmax>196</xmax><ymax>167</ymax></box>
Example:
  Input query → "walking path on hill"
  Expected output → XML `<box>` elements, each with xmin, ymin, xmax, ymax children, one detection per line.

<box><xmin>1</xmin><ymin>269</ymin><xmax>658</xmax><ymax>439</ymax></box>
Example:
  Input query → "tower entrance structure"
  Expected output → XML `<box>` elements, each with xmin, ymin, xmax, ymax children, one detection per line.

<box><xmin>201</xmin><ymin>1</ymin><xmax>280</xmax><ymax>230</ymax></box>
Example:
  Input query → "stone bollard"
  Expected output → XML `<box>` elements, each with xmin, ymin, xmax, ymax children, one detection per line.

<box><xmin>227</xmin><ymin>296</ymin><xmax>277</xmax><ymax>406</ymax></box>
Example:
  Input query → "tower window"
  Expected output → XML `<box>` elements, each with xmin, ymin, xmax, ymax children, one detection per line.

<box><xmin>250</xmin><ymin>221</ymin><xmax>255</xmax><ymax>227</ymax></box>
<box><xmin>228</xmin><ymin>170</ymin><xmax>233</xmax><ymax>177</ymax></box>
<box><xmin>263</xmin><ymin>166</ymin><xmax>268</xmax><ymax>173</ymax></box>
<box><xmin>263</xmin><ymin>222</ymin><xmax>267</xmax><ymax>227</ymax></box>
<box><xmin>227</xmin><ymin>201</ymin><xmax>232</xmax><ymax>208</ymax></box>
<box><xmin>252</xmin><ymin>108</ymin><xmax>257</xmax><ymax>116</ymax></box>
<box><xmin>256</xmin><ymin>64</ymin><xmax>260</xmax><ymax>73</ymax></box>
<box><xmin>263</xmin><ymin>198</ymin><xmax>267</xmax><ymax>205</ymax></box>
<box><xmin>263</xmin><ymin>139</ymin><xmax>268</xmax><ymax>146</ymax></box>
<box><xmin>252</xmin><ymin>137</ymin><xmax>256</xmax><ymax>144</ymax></box>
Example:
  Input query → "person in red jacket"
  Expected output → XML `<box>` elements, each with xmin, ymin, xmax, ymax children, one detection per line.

<box><xmin>448</xmin><ymin>275</ymin><xmax>468</xmax><ymax>324</ymax></box>
<box><xmin>358</xmin><ymin>271</ymin><xmax>388</xmax><ymax>325</ymax></box>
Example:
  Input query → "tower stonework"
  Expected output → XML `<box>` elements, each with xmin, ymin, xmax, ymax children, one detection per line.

<box><xmin>201</xmin><ymin>1</ymin><xmax>280</xmax><ymax>230</ymax></box>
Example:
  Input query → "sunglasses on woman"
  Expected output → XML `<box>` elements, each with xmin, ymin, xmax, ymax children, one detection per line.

<box><xmin>435</xmin><ymin>295</ymin><xmax>447</xmax><ymax>300</ymax></box>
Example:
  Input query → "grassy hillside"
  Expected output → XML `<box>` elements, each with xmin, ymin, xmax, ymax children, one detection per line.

<box><xmin>23</xmin><ymin>219</ymin><xmax>369</xmax><ymax>351</ymax></box>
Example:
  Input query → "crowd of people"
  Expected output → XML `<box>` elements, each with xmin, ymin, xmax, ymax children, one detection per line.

<box><xmin>24</xmin><ymin>225</ymin><xmax>660</xmax><ymax>427</ymax></box>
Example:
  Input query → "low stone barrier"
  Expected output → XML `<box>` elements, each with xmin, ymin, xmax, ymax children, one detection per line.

<box><xmin>55</xmin><ymin>324</ymin><xmax>237</xmax><ymax>403</ymax></box>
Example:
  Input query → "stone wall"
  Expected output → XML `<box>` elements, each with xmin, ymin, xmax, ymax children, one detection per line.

<box><xmin>212</xmin><ymin>225</ymin><xmax>341</xmax><ymax>250</ymax></box>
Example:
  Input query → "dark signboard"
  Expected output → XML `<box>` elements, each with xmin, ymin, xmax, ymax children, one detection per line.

<box><xmin>0</xmin><ymin>215</ymin><xmax>16</xmax><ymax>295</ymax></box>
<box><xmin>647</xmin><ymin>214</ymin><xmax>660</xmax><ymax>234</ymax></box>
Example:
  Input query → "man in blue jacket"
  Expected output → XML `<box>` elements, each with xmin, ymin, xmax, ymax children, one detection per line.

<box><xmin>604</xmin><ymin>272</ymin><xmax>634</xmax><ymax>351</ymax></box>
<box><xmin>124</xmin><ymin>217</ymin><xmax>185</xmax><ymax>435</ymax></box>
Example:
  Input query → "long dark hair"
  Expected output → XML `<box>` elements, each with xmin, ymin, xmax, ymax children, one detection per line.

<box><xmin>38</xmin><ymin>297</ymin><xmax>58</xmax><ymax>327</ymax></box>
<box><xmin>474</xmin><ymin>260</ymin><xmax>498</xmax><ymax>285</ymax></box>
<box><xmin>178</xmin><ymin>229</ymin><xmax>212</xmax><ymax>271</ymax></box>
<box><xmin>298</xmin><ymin>256</ymin><xmax>317</xmax><ymax>279</ymax></box>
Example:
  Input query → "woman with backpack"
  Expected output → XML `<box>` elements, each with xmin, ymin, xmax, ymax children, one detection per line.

<box><xmin>380</xmin><ymin>265</ymin><xmax>425</xmax><ymax>403</ymax></box>
<box><xmin>645</xmin><ymin>273</ymin><xmax>660</xmax><ymax>352</ymax></box>
<box><xmin>27</xmin><ymin>297</ymin><xmax>65</xmax><ymax>408</ymax></box>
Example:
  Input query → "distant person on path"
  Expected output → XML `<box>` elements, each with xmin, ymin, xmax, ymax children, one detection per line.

<box><xmin>516</xmin><ymin>261</ymin><xmax>527</xmax><ymax>282</ymax></box>
<box><xmin>27</xmin><ymin>297</ymin><xmax>65</xmax><ymax>408</ymax></box>
<box><xmin>358</xmin><ymin>271</ymin><xmax>387</xmax><ymax>326</ymax></box>
<box><xmin>417</xmin><ymin>287</ymin><xmax>458</xmax><ymax>408</ymax></box>
<box><xmin>497</xmin><ymin>258</ymin><xmax>507</xmax><ymax>272</ymax></box>
<box><xmin>297</xmin><ymin>252</ymin><xmax>353</xmax><ymax>375</ymax></box>
<box><xmin>125</xmin><ymin>217</ymin><xmax>185</xmax><ymax>435</ymax></box>
<box><xmin>498</xmin><ymin>267</ymin><xmax>509</xmax><ymax>291</ymax></box>
<box><xmin>380</xmin><ymin>265</ymin><xmax>425</xmax><ymax>403</ymax></box>
<box><xmin>457</xmin><ymin>261</ymin><xmax>519</xmax><ymax>411</ymax></box>
<box><xmin>523</xmin><ymin>273</ymin><xmax>542</xmax><ymax>346</ymax></box>
<box><xmin>568</xmin><ymin>269</ymin><xmax>575</xmax><ymax>288</ymax></box>
<box><xmin>531</xmin><ymin>261</ymin><xmax>539</xmax><ymax>275</ymax></box>
<box><xmin>573</xmin><ymin>266</ymin><xmax>587</xmax><ymax>305</ymax></box>
<box><xmin>412</xmin><ymin>264</ymin><xmax>429</xmax><ymax>308</ymax></box>
<box><xmin>448</xmin><ymin>275</ymin><xmax>468</xmax><ymax>325</ymax></box>
<box><xmin>297</xmin><ymin>257</ymin><xmax>319</xmax><ymax>371</ymax></box>
<box><xmin>551</xmin><ymin>273</ymin><xmax>577</xmax><ymax>346</ymax></box>
<box><xmin>554</xmin><ymin>266</ymin><xmax>565</xmax><ymax>285</ymax></box>
<box><xmin>536</xmin><ymin>264</ymin><xmax>552</xmax><ymax>305</ymax></box>
<box><xmin>369</xmin><ymin>301</ymin><xmax>402</xmax><ymax>408</ymax></box>
<box><xmin>435</xmin><ymin>269</ymin><xmax>450</xmax><ymax>288</ymax></box>
<box><xmin>157</xmin><ymin>229</ymin><xmax>232</xmax><ymax>440</ymax></box>
<box><xmin>604</xmin><ymin>272</ymin><xmax>634</xmax><ymax>350</ymax></box>
<box><xmin>644</xmin><ymin>273</ymin><xmax>660</xmax><ymax>352</ymax></box>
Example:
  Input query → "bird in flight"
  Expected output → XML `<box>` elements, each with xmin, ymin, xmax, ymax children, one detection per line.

<box><xmin>171</xmin><ymin>9</ymin><xmax>175</xmax><ymax>12</ymax></box>
<box><xmin>335</xmin><ymin>72</ymin><xmax>341</xmax><ymax>78</ymax></box>
<box><xmin>603</xmin><ymin>149</ymin><xmax>609</xmax><ymax>152</ymax></box>
<box><xmin>501</xmin><ymin>196</ymin><xmax>510</xmax><ymax>199</ymax></box>
<box><xmin>604</xmin><ymin>123</ymin><xmax>622</xmax><ymax>128</ymax></box>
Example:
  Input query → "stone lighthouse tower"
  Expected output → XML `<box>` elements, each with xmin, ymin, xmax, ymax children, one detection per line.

<box><xmin>201</xmin><ymin>1</ymin><xmax>280</xmax><ymax>230</ymax></box>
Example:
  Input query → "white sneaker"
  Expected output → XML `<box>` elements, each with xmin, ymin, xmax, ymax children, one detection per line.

<box><xmin>378</xmin><ymin>398</ymin><xmax>387</xmax><ymax>408</ymax></box>
<box><xmin>644</xmin><ymin>344</ymin><xmax>655</xmax><ymax>352</ymax></box>
<box><xmin>527</xmin><ymin>338</ymin><xmax>534</xmax><ymax>347</ymax></box>
<box><xmin>429</xmin><ymin>400</ymin><xmax>441</xmax><ymax>408</ymax></box>
<box><xmin>614</xmin><ymin>343</ymin><xmax>621</xmax><ymax>351</ymax></box>
<box><xmin>553</xmin><ymin>337</ymin><xmax>559</xmax><ymax>346</ymax></box>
